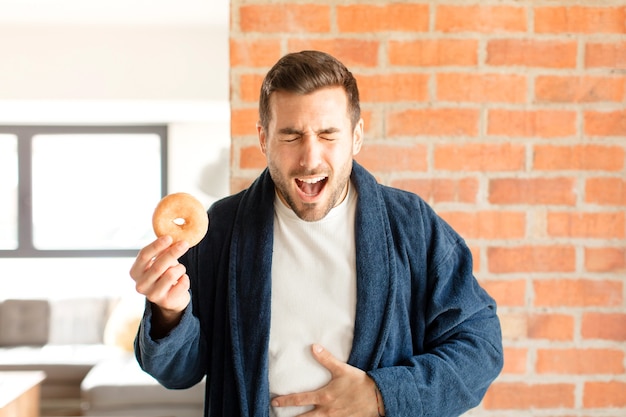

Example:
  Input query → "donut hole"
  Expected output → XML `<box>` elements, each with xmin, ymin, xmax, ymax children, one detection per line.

<box><xmin>173</xmin><ymin>217</ymin><xmax>187</xmax><ymax>228</ymax></box>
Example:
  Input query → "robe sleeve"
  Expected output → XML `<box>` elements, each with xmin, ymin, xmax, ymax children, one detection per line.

<box><xmin>368</xmin><ymin>217</ymin><xmax>503</xmax><ymax>417</ymax></box>
<box><xmin>134</xmin><ymin>299</ymin><xmax>207</xmax><ymax>389</ymax></box>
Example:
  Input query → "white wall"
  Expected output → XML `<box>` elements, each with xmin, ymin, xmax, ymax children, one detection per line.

<box><xmin>0</xmin><ymin>25</ymin><xmax>226</xmax><ymax>100</ymax></box>
<box><xmin>0</xmin><ymin>13</ymin><xmax>230</xmax><ymax>299</ymax></box>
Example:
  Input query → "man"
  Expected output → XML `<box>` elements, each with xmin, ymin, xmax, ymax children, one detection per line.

<box><xmin>130</xmin><ymin>50</ymin><xmax>503</xmax><ymax>417</ymax></box>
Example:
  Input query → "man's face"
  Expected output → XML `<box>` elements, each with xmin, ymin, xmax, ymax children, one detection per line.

<box><xmin>258</xmin><ymin>86</ymin><xmax>363</xmax><ymax>222</ymax></box>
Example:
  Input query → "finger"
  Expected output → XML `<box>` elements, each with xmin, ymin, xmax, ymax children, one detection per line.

<box><xmin>135</xmin><ymin>258</ymin><xmax>185</xmax><ymax>295</ymax></box>
<box><xmin>150</xmin><ymin>271</ymin><xmax>191</xmax><ymax>308</ymax></box>
<box><xmin>310</xmin><ymin>344</ymin><xmax>344</xmax><ymax>377</ymax></box>
<box><xmin>134</xmin><ymin>241</ymin><xmax>189</xmax><ymax>295</ymax></box>
<box><xmin>149</xmin><ymin>263</ymin><xmax>188</xmax><ymax>295</ymax></box>
<box><xmin>271</xmin><ymin>390</ymin><xmax>317</xmax><ymax>408</ymax></box>
<box><xmin>129</xmin><ymin>235</ymin><xmax>173</xmax><ymax>279</ymax></box>
<box><xmin>150</xmin><ymin>240</ymin><xmax>189</xmax><ymax>274</ymax></box>
<box><xmin>272</xmin><ymin>345</ymin><xmax>343</xmax><ymax>408</ymax></box>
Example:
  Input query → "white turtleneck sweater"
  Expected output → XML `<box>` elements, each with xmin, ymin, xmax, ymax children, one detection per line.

<box><xmin>269</xmin><ymin>184</ymin><xmax>357</xmax><ymax>417</ymax></box>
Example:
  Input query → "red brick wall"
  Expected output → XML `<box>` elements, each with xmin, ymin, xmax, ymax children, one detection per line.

<box><xmin>229</xmin><ymin>1</ymin><xmax>626</xmax><ymax>414</ymax></box>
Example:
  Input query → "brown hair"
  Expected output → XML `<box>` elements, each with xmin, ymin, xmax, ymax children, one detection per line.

<box><xmin>258</xmin><ymin>50</ymin><xmax>361</xmax><ymax>131</ymax></box>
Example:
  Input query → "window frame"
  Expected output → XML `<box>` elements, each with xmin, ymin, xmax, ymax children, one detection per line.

<box><xmin>0</xmin><ymin>125</ymin><xmax>167</xmax><ymax>258</ymax></box>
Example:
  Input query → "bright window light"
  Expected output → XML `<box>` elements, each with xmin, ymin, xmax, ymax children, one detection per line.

<box><xmin>0</xmin><ymin>134</ymin><xmax>18</xmax><ymax>250</ymax></box>
<box><xmin>31</xmin><ymin>133</ymin><xmax>162</xmax><ymax>250</ymax></box>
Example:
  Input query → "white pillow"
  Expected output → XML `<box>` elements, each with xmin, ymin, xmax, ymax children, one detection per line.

<box><xmin>48</xmin><ymin>298</ymin><xmax>114</xmax><ymax>345</ymax></box>
<box><xmin>103</xmin><ymin>296</ymin><xmax>144</xmax><ymax>352</ymax></box>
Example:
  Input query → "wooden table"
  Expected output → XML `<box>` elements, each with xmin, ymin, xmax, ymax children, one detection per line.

<box><xmin>0</xmin><ymin>371</ymin><xmax>46</xmax><ymax>417</ymax></box>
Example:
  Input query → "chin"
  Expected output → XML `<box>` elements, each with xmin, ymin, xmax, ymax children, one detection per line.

<box><xmin>294</xmin><ymin>204</ymin><xmax>330</xmax><ymax>222</ymax></box>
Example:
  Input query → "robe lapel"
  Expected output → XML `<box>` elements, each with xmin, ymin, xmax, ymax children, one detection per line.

<box><xmin>228</xmin><ymin>169</ymin><xmax>275</xmax><ymax>416</ymax></box>
<box><xmin>348</xmin><ymin>162</ymin><xmax>396</xmax><ymax>370</ymax></box>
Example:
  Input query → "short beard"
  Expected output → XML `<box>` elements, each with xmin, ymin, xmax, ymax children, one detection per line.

<box><xmin>269</xmin><ymin>170</ymin><xmax>349</xmax><ymax>222</ymax></box>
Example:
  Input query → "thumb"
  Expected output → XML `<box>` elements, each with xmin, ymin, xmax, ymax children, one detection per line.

<box><xmin>311</xmin><ymin>344</ymin><xmax>343</xmax><ymax>376</ymax></box>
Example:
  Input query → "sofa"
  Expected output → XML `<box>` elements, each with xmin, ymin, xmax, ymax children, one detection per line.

<box><xmin>0</xmin><ymin>297</ymin><xmax>204</xmax><ymax>417</ymax></box>
<box><xmin>81</xmin><ymin>355</ymin><xmax>205</xmax><ymax>417</ymax></box>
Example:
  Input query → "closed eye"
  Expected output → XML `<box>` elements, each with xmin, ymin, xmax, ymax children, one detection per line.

<box><xmin>318</xmin><ymin>128</ymin><xmax>341</xmax><ymax>141</ymax></box>
<box><xmin>277</xmin><ymin>127</ymin><xmax>341</xmax><ymax>142</ymax></box>
<box><xmin>277</xmin><ymin>128</ymin><xmax>302</xmax><ymax>142</ymax></box>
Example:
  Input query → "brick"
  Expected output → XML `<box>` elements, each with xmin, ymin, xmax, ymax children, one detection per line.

<box><xmin>439</xmin><ymin>211</ymin><xmax>526</xmax><ymax>240</ymax></box>
<box><xmin>489</xmin><ymin>177</ymin><xmax>576</xmax><ymax>206</ymax></box>
<box><xmin>488</xmin><ymin>246</ymin><xmax>576</xmax><ymax>273</ymax></box>
<box><xmin>584</xmin><ymin>381</ymin><xmax>626</xmax><ymax>408</ymax></box>
<box><xmin>535</xmin><ymin>6</ymin><xmax>626</xmax><ymax>34</ymax></box>
<box><xmin>230</xmin><ymin>176</ymin><xmax>255</xmax><ymax>194</ymax></box>
<box><xmin>483</xmin><ymin>382</ymin><xmax>575</xmax><ymax>409</ymax></box>
<box><xmin>529</xmin><ymin>314</ymin><xmax>575</xmax><ymax>341</ymax></box>
<box><xmin>535</xmin><ymin>75</ymin><xmax>625</xmax><ymax>103</ymax></box>
<box><xmin>239</xmin><ymin>145</ymin><xmax>265</xmax><ymax>170</ymax></box>
<box><xmin>584</xmin><ymin>110</ymin><xmax>626</xmax><ymax>137</ymax></box>
<box><xmin>536</xmin><ymin>348</ymin><xmax>625</xmax><ymax>374</ymax></box>
<box><xmin>387</xmin><ymin>108</ymin><xmax>479</xmax><ymax>137</ymax></box>
<box><xmin>239</xmin><ymin>74</ymin><xmax>264</xmax><ymax>103</ymax></box>
<box><xmin>585</xmin><ymin>247</ymin><xmax>626</xmax><ymax>272</ymax></box>
<box><xmin>582</xmin><ymin>313</ymin><xmax>626</xmax><ymax>341</ymax></box>
<box><xmin>502</xmin><ymin>347</ymin><xmax>527</xmax><ymax>374</ymax></box>
<box><xmin>288</xmin><ymin>39</ymin><xmax>379</xmax><ymax>67</ymax></box>
<box><xmin>480</xmin><ymin>279</ymin><xmax>526</xmax><ymax>307</ymax></box>
<box><xmin>229</xmin><ymin>39</ymin><xmax>282</xmax><ymax>68</ymax></box>
<box><xmin>389</xmin><ymin>177</ymin><xmax>479</xmax><ymax>204</ymax></box>
<box><xmin>230</xmin><ymin>108</ymin><xmax>259</xmax><ymax>137</ymax></box>
<box><xmin>535</xmin><ymin>145</ymin><xmax>625</xmax><ymax>172</ymax></box>
<box><xmin>586</xmin><ymin>177</ymin><xmax>626</xmax><ymax>206</ymax></box>
<box><xmin>499</xmin><ymin>313</ymin><xmax>527</xmax><ymax>340</ymax></box>
<box><xmin>436</xmin><ymin>5</ymin><xmax>526</xmax><ymax>33</ymax></box>
<box><xmin>356</xmin><ymin>144</ymin><xmax>427</xmax><ymax>173</ymax></box>
<box><xmin>487</xmin><ymin>39</ymin><xmax>577</xmax><ymax>68</ymax></box>
<box><xmin>534</xmin><ymin>279</ymin><xmax>623</xmax><ymax>307</ymax></box>
<box><xmin>360</xmin><ymin>110</ymin><xmax>376</xmax><ymax>137</ymax></box>
<box><xmin>337</xmin><ymin>4</ymin><xmax>429</xmax><ymax>32</ymax></box>
<box><xmin>437</xmin><ymin>73</ymin><xmax>526</xmax><ymax>103</ymax></box>
<box><xmin>488</xmin><ymin>109</ymin><xmax>577</xmax><ymax>138</ymax></box>
<box><xmin>239</xmin><ymin>4</ymin><xmax>330</xmax><ymax>33</ymax></box>
<box><xmin>547</xmin><ymin>212</ymin><xmax>625</xmax><ymax>239</ymax></box>
<box><xmin>586</xmin><ymin>41</ymin><xmax>626</xmax><ymax>68</ymax></box>
<box><xmin>389</xmin><ymin>39</ymin><xmax>478</xmax><ymax>67</ymax></box>
<box><xmin>357</xmin><ymin>73</ymin><xmax>429</xmax><ymax>102</ymax></box>
<box><xmin>434</xmin><ymin>143</ymin><xmax>525</xmax><ymax>172</ymax></box>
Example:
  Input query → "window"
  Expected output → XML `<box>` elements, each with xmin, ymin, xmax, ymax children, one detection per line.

<box><xmin>0</xmin><ymin>134</ymin><xmax>18</xmax><ymax>250</ymax></box>
<box><xmin>0</xmin><ymin>126</ymin><xmax>167</xmax><ymax>257</ymax></box>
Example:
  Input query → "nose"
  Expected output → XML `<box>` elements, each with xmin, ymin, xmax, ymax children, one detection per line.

<box><xmin>299</xmin><ymin>135</ymin><xmax>322</xmax><ymax>169</ymax></box>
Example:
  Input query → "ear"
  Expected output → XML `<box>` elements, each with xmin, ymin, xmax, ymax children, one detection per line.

<box><xmin>257</xmin><ymin>121</ymin><xmax>267</xmax><ymax>155</ymax></box>
<box><xmin>352</xmin><ymin>118</ymin><xmax>364</xmax><ymax>156</ymax></box>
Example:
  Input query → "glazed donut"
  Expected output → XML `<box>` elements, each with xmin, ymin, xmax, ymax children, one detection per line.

<box><xmin>152</xmin><ymin>192</ymin><xmax>209</xmax><ymax>247</ymax></box>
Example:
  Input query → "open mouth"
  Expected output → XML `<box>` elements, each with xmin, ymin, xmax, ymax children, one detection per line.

<box><xmin>295</xmin><ymin>176</ymin><xmax>328</xmax><ymax>197</ymax></box>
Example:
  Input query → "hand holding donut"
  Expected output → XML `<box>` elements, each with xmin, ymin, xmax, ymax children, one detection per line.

<box><xmin>129</xmin><ymin>193</ymin><xmax>209</xmax><ymax>334</ymax></box>
<box><xmin>130</xmin><ymin>236</ymin><xmax>191</xmax><ymax>316</ymax></box>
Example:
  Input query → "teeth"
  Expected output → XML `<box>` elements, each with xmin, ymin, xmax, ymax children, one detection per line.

<box><xmin>298</xmin><ymin>176</ymin><xmax>326</xmax><ymax>184</ymax></box>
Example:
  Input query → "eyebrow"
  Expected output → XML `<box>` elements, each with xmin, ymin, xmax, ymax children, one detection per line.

<box><xmin>278</xmin><ymin>127</ymin><xmax>341</xmax><ymax>135</ymax></box>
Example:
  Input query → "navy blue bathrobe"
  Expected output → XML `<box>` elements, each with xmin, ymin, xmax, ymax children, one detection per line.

<box><xmin>136</xmin><ymin>161</ymin><xmax>503</xmax><ymax>417</ymax></box>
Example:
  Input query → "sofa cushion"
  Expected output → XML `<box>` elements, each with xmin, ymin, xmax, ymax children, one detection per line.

<box><xmin>81</xmin><ymin>354</ymin><xmax>205</xmax><ymax>409</ymax></box>
<box><xmin>48</xmin><ymin>298</ymin><xmax>115</xmax><ymax>345</ymax></box>
<box><xmin>0</xmin><ymin>299</ymin><xmax>50</xmax><ymax>346</ymax></box>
